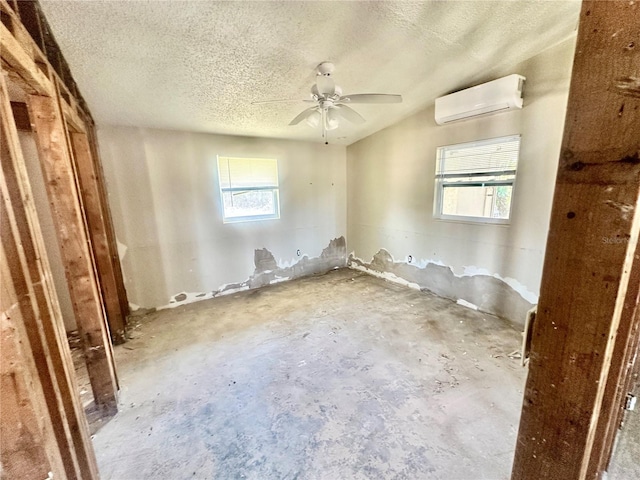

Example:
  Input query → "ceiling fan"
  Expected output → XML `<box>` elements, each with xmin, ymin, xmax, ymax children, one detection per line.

<box><xmin>253</xmin><ymin>62</ymin><xmax>402</xmax><ymax>143</ymax></box>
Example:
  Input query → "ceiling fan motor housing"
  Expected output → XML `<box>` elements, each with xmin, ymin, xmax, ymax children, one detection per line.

<box><xmin>317</xmin><ymin>62</ymin><xmax>335</xmax><ymax>76</ymax></box>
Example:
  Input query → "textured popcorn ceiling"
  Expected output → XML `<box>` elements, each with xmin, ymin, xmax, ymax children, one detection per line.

<box><xmin>40</xmin><ymin>0</ymin><xmax>581</xmax><ymax>145</ymax></box>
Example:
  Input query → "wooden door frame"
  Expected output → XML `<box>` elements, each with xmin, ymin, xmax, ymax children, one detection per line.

<box><xmin>511</xmin><ymin>1</ymin><xmax>640</xmax><ymax>479</ymax></box>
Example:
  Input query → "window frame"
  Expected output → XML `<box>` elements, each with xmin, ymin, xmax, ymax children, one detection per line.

<box><xmin>433</xmin><ymin>135</ymin><xmax>521</xmax><ymax>225</ymax></box>
<box><xmin>217</xmin><ymin>156</ymin><xmax>281</xmax><ymax>224</ymax></box>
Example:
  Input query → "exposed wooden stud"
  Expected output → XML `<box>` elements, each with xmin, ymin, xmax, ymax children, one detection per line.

<box><xmin>2</xmin><ymin>72</ymin><xmax>100</xmax><ymax>479</ymax></box>
<box><xmin>27</xmin><ymin>92</ymin><xmax>119</xmax><ymax>413</ymax></box>
<box><xmin>0</xmin><ymin>251</ymin><xmax>65</xmax><ymax>479</ymax></box>
<box><xmin>86</xmin><ymin>123</ymin><xmax>131</xmax><ymax>324</ymax></box>
<box><xmin>0</xmin><ymin>21</ymin><xmax>52</xmax><ymax>95</ymax></box>
<box><xmin>511</xmin><ymin>2</ymin><xmax>640</xmax><ymax>479</ymax></box>
<box><xmin>588</xmin><ymin>246</ymin><xmax>640</xmax><ymax>476</ymax></box>
<box><xmin>1</xmin><ymin>74</ymin><xmax>78</xmax><ymax>480</ymax></box>
<box><xmin>71</xmin><ymin>131</ymin><xmax>127</xmax><ymax>344</ymax></box>
<box><xmin>62</xmin><ymin>97</ymin><xmax>86</xmax><ymax>134</ymax></box>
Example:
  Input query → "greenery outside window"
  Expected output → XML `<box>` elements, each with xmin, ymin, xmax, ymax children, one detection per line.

<box><xmin>217</xmin><ymin>156</ymin><xmax>280</xmax><ymax>223</ymax></box>
<box><xmin>434</xmin><ymin>135</ymin><xmax>521</xmax><ymax>223</ymax></box>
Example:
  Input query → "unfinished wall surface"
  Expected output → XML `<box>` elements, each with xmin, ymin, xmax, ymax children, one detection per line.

<box><xmin>19</xmin><ymin>132</ymin><xmax>77</xmax><ymax>331</ymax></box>
<box><xmin>98</xmin><ymin>127</ymin><xmax>347</xmax><ymax>309</ymax></box>
<box><xmin>346</xmin><ymin>38</ymin><xmax>576</xmax><ymax>325</ymax></box>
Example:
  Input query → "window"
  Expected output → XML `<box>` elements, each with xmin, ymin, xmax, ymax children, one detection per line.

<box><xmin>434</xmin><ymin>135</ymin><xmax>521</xmax><ymax>223</ymax></box>
<box><xmin>217</xmin><ymin>156</ymin><xmax>280</xmax><ymax>222</ymax></box>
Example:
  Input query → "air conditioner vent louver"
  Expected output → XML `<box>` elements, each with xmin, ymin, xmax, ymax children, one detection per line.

<box><xmin>435</xmin><ymin>74</ymin><xmax>525</xmax><ymax>125</ymax></box>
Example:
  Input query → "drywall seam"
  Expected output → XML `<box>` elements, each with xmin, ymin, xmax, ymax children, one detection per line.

<box><xmin>349</xmin><ymin>249</ymin><xmax>535</xmax><ymax>325</ymax></box>
<box><xmin>158</xmin><ymin>237</ymin><xmax>347</xmax><ymax>310</ymax></box>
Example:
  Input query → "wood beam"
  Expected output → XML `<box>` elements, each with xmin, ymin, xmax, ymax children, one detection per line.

<box><xmin>70</xmin><ymin>131</ymin><xmax>127</xmax><ymax>344</ymax></box>
<box><xmin>1</xmin><ymin>72</ymin><xmax>98</xmax><ymax>479</ymax></box>
<box><xmin>588</xmin><ymin>245</ymin><xmax>640</xmax><ymax>476</ymax></box>
<box><xmin>86</xmin><ymin>123</ymin><xmax>130</xmax><ymax>327</ymax></box>
<box><xmin>0</xmin><ymin>21</ymin><xmax>51</xmax><ymax>95</ymax></box>
<box><xmin>0</xmin><ymin>248</ymin><xmax>66</xmax><ymax>479</ymax></box>
<box><xmin>27</xmin><ymin>92</ymin><xmax>119</xmax><ymax>413</ymax></box>
<box><xmin>62</xmin><ymin>98</ymin><xmax>86</xmax><ymax>134</ymax></box>
<box><xmin>511</xmin><ymin>2</ymin><xmax>640</xmax><ymax>479</ymax></box>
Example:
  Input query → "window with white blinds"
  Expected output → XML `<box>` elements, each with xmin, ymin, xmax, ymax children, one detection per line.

<box><xmin>434</xmin><ymin>135</ymin><xmax>521</xmax><ymax>222</ymax></box>
<box><xmin>217</xmin><ymin>156</ymin><xmax>280</xmax><ymax>222</ymax></box>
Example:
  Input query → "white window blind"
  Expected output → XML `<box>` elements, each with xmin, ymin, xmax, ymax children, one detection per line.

<box><xmin>217</xmin><ymin>157</ymin><xmax>280</xmax><ymax>222</ymax></box>
<box><xmin>218</xmin><ymin>157</ymin><xmax>279</xmax><ymax>189</ymax></box>
<box><xmin>434</xmin><ymin>135</ymin><xmax>521</xmax><ymax>222</ymax></box>
<box><xmin>436</xmin><ymin>135</ymin><xmax>520</xmax><ymax>179</ymax></box>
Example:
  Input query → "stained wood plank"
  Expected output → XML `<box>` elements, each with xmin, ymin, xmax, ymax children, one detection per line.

<box><xmin>27</xmin><ymin>93</ymin><xmax>118</xmax><ymax>413</ymax></box>
<box><xmin>511</xmin><ymin>2</ymin><xmax>640</xmax><ymax>479</ymax></box>
<box><xmin>71</xmin><ymin>131</ymin><xmax>127</xmax><ymax>344</ymax></box>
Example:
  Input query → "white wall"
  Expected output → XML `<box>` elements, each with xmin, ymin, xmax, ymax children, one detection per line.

<box><xmin>346</xmin><ymin>38</ymin><xmax>576</xmax><ymax>322</ymax></box>
<box><xmin>98</xmin><ymin>127</ymin><xmax>347</xmax><ymax>309</ymax></box>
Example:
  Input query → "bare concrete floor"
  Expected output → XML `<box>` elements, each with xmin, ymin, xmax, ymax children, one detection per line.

<box><xmin>94</xmin><ymin>269</ymin><xmax>529</xmax><ymax>479</ymax></box>
<box><xmin>607</xmin><ymin>389</ymin><xmax>640</xmax><ymax>480</ymax></box>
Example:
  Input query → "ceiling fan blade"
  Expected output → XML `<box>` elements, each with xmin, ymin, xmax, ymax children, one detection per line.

<box><xmin>316</xmin><ymin>76</ymin><xmax>335</xmax><ymax>96</ymax></box>
<box><xmin>339</xmin><ymin>94</ymin><xmax>403</xmax><ymax>104</ymax></box>
<box><xmin>289</xmin><ymin>107</ymin><xmax>318</xmax><ymax>125</ymax></box>
<box><xmin>334</xmin><ymin>104</ymin><xmax>366</xmax><ymax>124</ymax></box>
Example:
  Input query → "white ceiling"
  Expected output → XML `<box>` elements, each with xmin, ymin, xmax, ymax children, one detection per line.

<box><xmin>40</xmin><ymin>0</ymin><xmax>581</xmax><ymax>145</ymax></box>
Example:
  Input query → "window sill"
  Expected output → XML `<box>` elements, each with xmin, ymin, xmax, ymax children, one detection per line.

<box><xmin>433</xmin><ymin>215</ymin><xmax>511</xmax><ymax>226</ymax></box>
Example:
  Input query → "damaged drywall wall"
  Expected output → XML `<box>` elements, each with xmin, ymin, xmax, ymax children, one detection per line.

<box><xmin>162</xmin><ymin>237</ymin><xmax>347</xmax><ymax>309</ymax></box>
<box><xmin>98</xmin><ymin>126</ymin><xmax>346</xmax><ymax>309</ymax></box>
<box><xmin>350</xmin><ymin>249</ymin><xmax>534</xmax><ymax>326</ymax></box>
<box><xmin>346</xmin><ymin>39</ymin><xmax>576</xmax><ymax>328</ymax></box>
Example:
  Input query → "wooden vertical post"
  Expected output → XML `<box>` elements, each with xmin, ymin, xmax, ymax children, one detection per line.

<box><xmin>70</xmin><ymin>130</ymin><xmax>127</xmax><ymax>344</ymax></box>
<box><xmin>511</xmin><ymin>2</ymin><xmax>640</xmax><ymax>479</ymax></box>
<box><xmin>1</xmin><ymin>72</ymin><xmax>99</xmax><ymax>479</ymax></box>
<box><xmin>0</xmin><ymin>253</ymin><xmax>67</xmax><ymax>480</ymax></box>
<box><xmin>87</xmin><ymin>123</ymin><xmax>130</xmax><ymax>324</ymax></box>
<box><xmin>27</xmin><ymin>92</ymin><xmax>118</xmax><ymax>413</ymax></box>
<box><xmin>587</xmin><ymin>245</ymin><xmax>640</xmax><ymax>476</ymax></box>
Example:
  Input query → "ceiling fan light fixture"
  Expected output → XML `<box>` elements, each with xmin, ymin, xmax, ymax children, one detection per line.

<box><xmin>267</xmin><ymin>63</ymin><xmax>403</xmax><ymax>141</ymax></box>
<box><xmin>325</xmin><ymin>107</ymin><xmax>340</xmax><ymax>130</ymax></box>
<box><xmin>305</xmin><ymin>109</ymin><xmax>321</xmax><ymax>128</ymax></box>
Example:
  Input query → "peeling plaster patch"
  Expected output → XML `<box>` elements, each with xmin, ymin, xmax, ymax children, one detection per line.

<box><xmin>247</xmin><ymin>237</ymin><xmax>347</xmax><ymax>290</ymax></box>
<box><xmin>269</xmin><ymin>276</ymin><xmax>291</xmax><ymax>285</ymax></box>
<box><xmin>254</xmin><ymin>248</ymin><xmax>278</xmax><ymax>273</ymax></box>
<box><xmin>117</xmin><ymin>239</ymin><xmax>128</xmax><ymax>261</ymax></box>
<box><xmin>415</xmin><ymin>258</ymin><xmax>446</xmax><ymax>269</ymax></box>
<box><xmin>129</xmin><ymin>303</ymin><xmax>140</xmax><ymax>311</ymax></box>
<box><xmin>159</xmin><ymin>237</ymin><xmax>347</xmax><ymax>310</ymax></box>
<box><xmin>349</xmin><ymin>249</ymin><xmax>534</xmax><ymax>326</ymax></box>
<box><xmin>349</xmin><ymin>263</ymin><xmax>421</xmax><ymax>291</ymax></box>
<box><xmin>461</xmin><ymin>266</ymin><xmax>538</xmax><ymax>304</ymax></box>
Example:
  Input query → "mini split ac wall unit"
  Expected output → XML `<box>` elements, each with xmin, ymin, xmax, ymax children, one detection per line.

<box><xmin>434</xmin><ymin>74</ymin><xmax>525</xmax><ymax>125</ymax></box>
